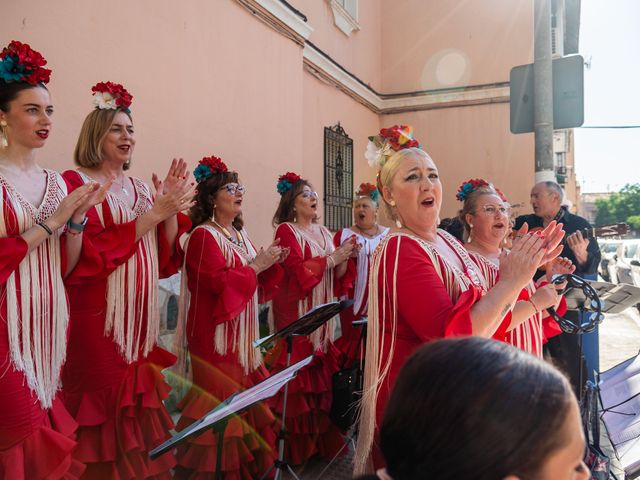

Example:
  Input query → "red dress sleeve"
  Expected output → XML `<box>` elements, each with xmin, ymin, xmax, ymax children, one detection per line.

<box><xmin>257</xmin><ymin>264</ymin><xmax>283</xmax><ymax>303</ymax></box>
<box><xmin>535</xmin><ymin>281</ymin><xmax>567</xmax><ymax>340</ymax></box>
<box><xmin>157</xmin><ymin>212</ymin><xmax>191</xmax><ymax>278</ymax></box>
<box><xmin>186</xmin><ymin>228</ymin><xmax>258</xmax><ymax>324</ymax></box>
<box><xmin>0</xmin><ymin>238</ymin><xmax>28</xmax><ymax>284</ymax></box>
<box><xmin>276</xmin><ymin>223</ymin><xmax>327</xmax><ymax>295</ymax></box>
<box><xmin>62</xmin><ymin>170</ymin><xmax>138</xmax><ymax>284</ymax></box>
<box><xmin>383</xmin><ymin>237</ymin><xmax>480</xmax><ymax>340</ymax></box>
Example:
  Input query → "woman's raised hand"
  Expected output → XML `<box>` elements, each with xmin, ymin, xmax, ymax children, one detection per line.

<box><xmin>152</xmin><ymin>158</ymin><xmax>189</xmax><ymax>196</ymax></box>
<box><xmin>252</xmin><ymin>238</ymin><xmax>285</xmax><ymax>273</ymax></box>
<box><xmin>150</xmin><ymin>164</ymin><xmax>195</xmax><ymax>222</ymax></box>
<box><xmin>48</xmin><ymin>182</ymin><xmax>100</xmax><ymax>230</ymax></box>
<box><xmin>499</xmin><ymin>228</ymin><xmax>547</xmax><ymax>291</ymax></box>
<box><xmin>72</xmin><ymin>179</ymin><xmax>113</xmax><ymax>219</ymax></box>
<box><xmin>332</xmin><ymin>237</ymin><xmax>357</xmax><ymax>265</ymax></box>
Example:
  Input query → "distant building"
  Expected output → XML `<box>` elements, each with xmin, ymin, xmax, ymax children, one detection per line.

<box><xmin>579</xmin><ymin>192</ymin><xmax>614</xmax><ymax>224</ymax></box>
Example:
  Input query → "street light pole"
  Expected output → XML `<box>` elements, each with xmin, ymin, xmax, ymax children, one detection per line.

<box><xmin>533</xmin><ymin>0</ymin><xmax>555</xmax><ymax>182</ymax></box>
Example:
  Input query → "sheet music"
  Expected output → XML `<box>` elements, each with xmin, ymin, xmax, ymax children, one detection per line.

<box><xmin>600</xmin><ymin>352</ymin><xmax>640</xmax><ymax>475</ymax></box>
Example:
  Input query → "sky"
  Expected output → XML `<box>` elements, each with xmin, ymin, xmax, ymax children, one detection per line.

<box><xmin>574</xmin><ymin>0</ymin><xmax>640</xmax><ymax>193</ymax></box>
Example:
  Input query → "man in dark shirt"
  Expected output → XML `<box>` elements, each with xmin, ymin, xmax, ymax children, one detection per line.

<box><xmin>515</xmin><ymin>181</ymin><xmax>601</xmax><ymax>396</ymax></box>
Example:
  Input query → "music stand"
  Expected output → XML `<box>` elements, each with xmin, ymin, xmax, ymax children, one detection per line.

<box><xmin>255</xmin><ymin>300</ymin><xmax>352</xmax><ymax>480</ymax></box>
<box><xmin>149</xmin><ymin>355</ymin><xmax>313</xmax><ymax>479</ymax></box>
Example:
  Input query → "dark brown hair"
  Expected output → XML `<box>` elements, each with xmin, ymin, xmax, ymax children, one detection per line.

<box><xmin>188</xmin><ymin>171</ymin><xmax>244</xmax><ymax>231</ymax></box>
<box><xmin>74</xmin><ymin>108</ymin><xmax>134</xmax><ymax>171</ymax></box>
<box><xmin>380</xmin><ymin>337</ymin><xmax>574</xmax><ymax>480</ymax></box>
<box><xmin>0</xmin><ymin>80</ymin><xmax>49</xmax><ymax>112</ymax></box>
<box><xmin>271</xmin><ymin>179</ymin><xmax>316</xmax><ymax>227</ymax></box>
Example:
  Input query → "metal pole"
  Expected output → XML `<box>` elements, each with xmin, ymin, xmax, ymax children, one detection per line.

<box><xmin>533</xmin><ymin>0</ymin><xmax>555</xmax><ymax>183</ymax></box>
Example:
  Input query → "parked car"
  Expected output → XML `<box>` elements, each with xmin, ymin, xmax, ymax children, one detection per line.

<box><xmin>599</xmin><ymin>240</ymin><xmax>622</xmax><ymax>283</ymax></box>
<box><xmin>614</xmin><ymin>240</ymin><xmax>640</xmax><ymax>286</ymax></box>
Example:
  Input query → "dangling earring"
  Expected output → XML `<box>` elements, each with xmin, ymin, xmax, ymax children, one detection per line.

<box><xmin>293</xmin><ymin>207</ymin><xmax>297</xmax><ymax>223</ymax></box>
<box><xmin>0</xmin><ymin>121</ymin><xmax>8</xmax><ymax>149</ymax></box>
<box><xmin>467</xmin><ymin>224</ymin><xmax>473</xmax><ymax>243</ymax></box>
<box><xmin>395</xmin><ymin>218</ymin><xmax>402</xmax><ymax>228</ymax></box>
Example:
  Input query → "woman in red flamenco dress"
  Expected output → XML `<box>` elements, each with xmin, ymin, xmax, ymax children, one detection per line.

<box><xmin>456</xmin><ymin>179</ymin><xmax>574</xmax><ymax>357</ymax></box>
<box><xmin>266</xmin><ymin>172</ymin><xmax>356</xmax><ymax>466</ymax></box>
<box><xmin>333</xmin><ymin>182</ymin><xmax>388</xmax><ymax>365</ymax></box>
<box><xmin>174</xmin><ymin>156</ymin><xmax>287</xmax><ymax>480</ymax></box>
<box><xmin>60</xmin><ymin>83</ymin><xmax>193</xmax><ymax>479</ymax></box>
<box><xmin>0</xmin><ymin>41</ymin><xmax>110</xmax><ymax>479</ymax></box>
<box><xmin>353</xmin><ymin>126</ymin><xmax>565</xmax><ymax>474</ymax></box>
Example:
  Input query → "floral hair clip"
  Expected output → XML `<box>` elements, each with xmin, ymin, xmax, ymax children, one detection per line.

<box><xmin>356</xmin><ymin>182</ymin><xmax>380</xmax><ymax>203</ymax></box>
<box><xmin>194</xmin><ymin>156</ymin><xmax>228</xmax><ymax>183</ymax></box>
<box><xmin>456</xmin><ymin>178</ymin><xmax>491</xmax><ymax>202</ymax></box>
<box><xmin>277</xmin><ymin>172</ymin><xmax>302</xmax><ymax>195</ymax></box>
<box><xmin>92</xmin><ymin>81</ymin><xmax>133</xmax><ymax>113</ymax></box>
<box><xmin>0</xmin><ymin>40</ymin><xmax>51</xmax><ymax>85</ymax></box>
<box><xmin>494</xmin><ymin>187</ymin><xmax>508</xmax><ymax>203</ymax></box>
<box><xmin>365</xmin><ymin>125</ymin><xmax>421</xmax><ymax>170</ymax></box>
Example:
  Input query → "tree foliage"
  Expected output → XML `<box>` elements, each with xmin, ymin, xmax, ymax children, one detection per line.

<box><xmin>594</xmin><ymin>184</ymin><xmax>640</xmax><ymax>227</ymax></box>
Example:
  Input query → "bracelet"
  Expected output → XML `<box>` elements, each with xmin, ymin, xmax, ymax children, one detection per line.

<box><xmin>67</xmin><ymin>217</ymin><xmax>88</xmax><ymax>232</ymax></box>
<box><xmin>37</xmin><ymin>221</ymin><xmax>53</xmax><ymax>236</ymax></box>
<box><xmin>527</xmin><ymin>297</ymin><xmax>540</xmax><ymax>314</ymax></box>
<box><xmin>326</xmin><ymin>255</ymin><xmax>335</xmax><ymax>269</ymax></box>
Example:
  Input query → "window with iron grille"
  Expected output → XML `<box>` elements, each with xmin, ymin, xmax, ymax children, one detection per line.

<box><xmin>324</xmin><ymin>124</ymin><xmax>353</xmax><ymax>231</ymax></box>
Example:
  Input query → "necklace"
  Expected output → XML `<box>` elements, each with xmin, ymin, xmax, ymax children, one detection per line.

<box><xmin>212</xmin><ymin>219</ymin><xmax>244</xmax><ymax>247</ymax></box>
<box><xmin>113</xmin><ymin>176</ymin><xmax>129</xmax><ymax>196</ymax></box>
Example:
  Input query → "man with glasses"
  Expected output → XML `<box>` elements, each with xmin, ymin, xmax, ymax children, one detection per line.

<box><xmin>515</xmin><ymin>181</ymin><xmax>601</xmax><ymax>395</ymax></box>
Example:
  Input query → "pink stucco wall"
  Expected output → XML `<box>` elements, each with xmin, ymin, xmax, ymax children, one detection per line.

<box><xmin>385</xmin><ymin>104</ymin><xmax>534</xmax><ymax>219</ymax></box>
<box><xmin>381</xmin><ymin>0</ymin><xmax>534</xmax><ymax>92</ymax></box>
<box><xmin>289</xmin><ymin>0</ymin><xmax>383</xmax><ymax>91</ymax></box>
<box><xmin>2</xmin><ymin>0</ymin><xmax>538</xmax><ymax>240</ymax></box>
<box><xmin>2</xmin><ymin>0</ymin><xmax>307</xmax><ymax>247</ymax></box>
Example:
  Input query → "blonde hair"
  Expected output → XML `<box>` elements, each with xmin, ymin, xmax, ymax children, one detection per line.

<box><xmin>378</xmin><ymin>147</ymin><xmax>432</xmax><ymax>221</ymax></box>
<box><xmin>74</xmin><ymin>108</ymin><xmax>133</xmax><ymax>171</ymax></box>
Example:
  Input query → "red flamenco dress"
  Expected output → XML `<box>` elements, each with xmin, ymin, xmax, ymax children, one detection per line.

<box><xmin>332</xmin><ymin>227</ymin><xmax>388</xmax><ymax>365</ymax></box>
<box><xmin>60</xmin><ymin>170</ymin><xmax>189</xmax><ymax>479</ymax></box>
<box><xmin>0</xmin><ymin>170</ymin><xmax>85</xmax><ymax>479</ymax></box>
<box><xmin>174</xmin><ymin>225</ymin><xmax>282</xmax><ymax>480</ymax></box>
<box><xmin>265</xmin><ymin>222</ymin><xmax>345</xmax><ymax>466</ymax></box>
<box><xmin>354</xmin><ymin>230</ymin><xmax>484</xmax><ymax>473</ymax></box>
<box><xmin>469</xmin><ymin>251</ymin><xmax>566</xmax><ymax>357</ymax></box>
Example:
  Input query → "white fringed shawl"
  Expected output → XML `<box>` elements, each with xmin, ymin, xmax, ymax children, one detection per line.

<box><xmin>0</xmin><ymin>170</ymin><xmax>68</xmax><ymax>409</ymax></box>
<box><xmin>79</xmin><ymin>172</ymin><xmax>159</xmax><ymax>364</ymax></box>
<box><xmin>469</xmin><ymin>252</ymin><xmax>544</xmax><ymax>357</ymax></box>
<box><xmin>354</xmin><ymin>230</ymin><xmax>481</xmax><ymax>474</ymax></box>
<box><xmin>176</xmin><ymin>225</ymin><xmax>262</xmax><ymax>374</ymax></box>
<box><xmin>283</xmin><ymin>222</ymin><xmax>337</xmax><ymax>352</ymax></box>
<box><xmin>338</xmin><ymin>227</ymin><xmax>389</xmax><ymax>315</ymax></box>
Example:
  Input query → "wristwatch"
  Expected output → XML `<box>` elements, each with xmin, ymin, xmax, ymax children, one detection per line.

<box><xmin>67</xmin><ymin>217</ymin><xmax>89</xmax><ymax>232</ymax></box>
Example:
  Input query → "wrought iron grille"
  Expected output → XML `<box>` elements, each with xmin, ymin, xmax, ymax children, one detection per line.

<box><xmin>324</xmin><ymin>123</ymin><xmax>353</xmax><ymax>231</ymax></box>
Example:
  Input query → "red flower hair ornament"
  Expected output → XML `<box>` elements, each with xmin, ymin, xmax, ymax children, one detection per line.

<box><xmin>194</xmin><ymin>156</ymin><xmax>228</xmax><ymax>183</ymax></box>
<box><xmin>277</xmin><ymin>172</ymin><xmax>302</xmax><ymax>195</ymax></box>
<box><xmin>365</xmin><ymin>125</ymin><xmax>422</xmax><ymax>170</ymax></box>
<box><xmin>0</xmin><ymin>40</ymin><xmax>51</xmax><ymax>85</ymax></box>
<box><xmin>92</xmin><ymin>81</ymin><xmax>133</xmax><ymax>113</ymax></box>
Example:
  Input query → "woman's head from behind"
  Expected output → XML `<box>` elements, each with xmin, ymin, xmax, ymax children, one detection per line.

<box><xmin>380</xmin><ymin>337</ymin><xmax>588</xmax><ymax>480</ymax></box>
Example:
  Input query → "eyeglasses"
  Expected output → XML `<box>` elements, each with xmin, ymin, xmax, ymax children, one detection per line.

<box><xmin>299</xmin><ymin>190</ymin><xmax>318</xmax><ymax>199</ymax></box>
<box><xmin>477</xmin><ymin>204</ymin><xmax>510</xmax><ymax>216</ymax></box>
<box><xmin>223</xmin><ymin>183</ymin><xmax>246</xmax><ymax>195</ymax></box>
